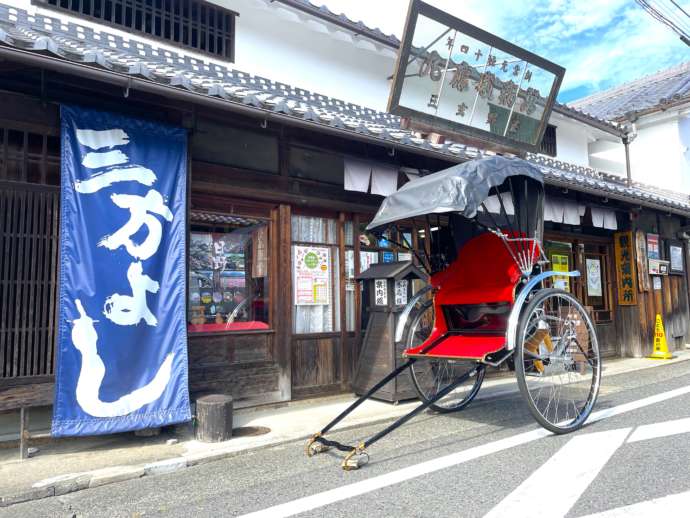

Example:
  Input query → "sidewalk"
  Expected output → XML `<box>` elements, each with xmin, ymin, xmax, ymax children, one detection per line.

<box><xmin>1</xmin><ymin>351</ymin><xmax>689</xmax><ymax>507</ymax></box>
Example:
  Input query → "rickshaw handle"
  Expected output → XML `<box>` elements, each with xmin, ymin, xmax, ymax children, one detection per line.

<box><xmin>505</xmin><ymin>270</ymin><xmax>581</xmax><ymax>351</ymax></box>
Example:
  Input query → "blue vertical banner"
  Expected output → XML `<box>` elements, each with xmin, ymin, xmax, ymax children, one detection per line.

<box><xmin>52</xmin><ymin>105</ymin><xmax>191</xmax><ymax>437</ymax></box>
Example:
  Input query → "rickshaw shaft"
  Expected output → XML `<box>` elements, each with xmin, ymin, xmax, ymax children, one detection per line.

<box><xmin>318</xmin><ymin>359</ymin><xmax>416</xmax><ymax>436</ymax></box>
<box><xmin>362</xmin><ymin>365</ymin><xmax>483</xmax><ymax>449</ymax></box>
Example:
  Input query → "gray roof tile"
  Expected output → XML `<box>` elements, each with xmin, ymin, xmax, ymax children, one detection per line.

<box><xmin>569</xmin><ymin>61</ymin><xmax>690</xmax><ymax>120</ymax></box>
<box><xmin>0</xmin><ymin>4</ymin><xmax>687</xmax><ymax>215</ymax></box>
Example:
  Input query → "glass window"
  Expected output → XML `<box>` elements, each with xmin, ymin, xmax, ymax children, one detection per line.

<box><xmin>289</xmin><ymin>146</ymin><xmax>344</xmax><ymax>185</ymax></box>
<box><xmin>188</xmin><ymin>218</ymin><xmax>270</xmax><ymax>333</ymax></box>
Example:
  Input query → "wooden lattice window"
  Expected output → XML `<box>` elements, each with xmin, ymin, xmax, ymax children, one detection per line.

<box><xmin>0</xmin><ymin>125</ymin><xmax>61</xmax><ymax>380</ymax></box>
<box><xmin>0</xmin><ymin>185</ymin><xmax>60</xmax><ymax>380</ymax></box>
<box><xmin>540</xmin><ymin>124</ymin><xmax>557</xmax><ymax>157</ymax></box>
<box><xmin>35</xmin><ymin>0</ymin><xmax>238</xmax><ymax>61</ymax></box>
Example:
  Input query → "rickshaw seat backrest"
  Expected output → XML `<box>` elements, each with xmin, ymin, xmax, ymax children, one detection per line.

<box><xmin>431</xmin><ymin>231</ymin><xmax>522</xmax><ymax>305</ymax></box>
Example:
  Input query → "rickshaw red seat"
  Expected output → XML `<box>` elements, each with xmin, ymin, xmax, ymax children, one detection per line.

<box><xmin>404</xmin><ymin>333</ymin><xmax>506</xmax><ymax>360</ymax></box>
<box><xmin>403</xmin><ymin>231</ymin><xmax>535</xmax><ymax>361</ymax></box>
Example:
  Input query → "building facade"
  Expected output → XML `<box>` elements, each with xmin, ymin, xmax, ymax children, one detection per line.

<box><xmin>1</xmin><ymin>0</ymin><xmax>690</xmax><ymax>433</ymax></box>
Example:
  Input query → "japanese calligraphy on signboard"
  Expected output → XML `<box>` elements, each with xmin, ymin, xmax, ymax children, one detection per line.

<box><xmin>294</xmin><ymin>246</ymin><xmax>330</xmax><ymax>305</ymax></box>
<box><xmin>395</xmin><ymin>280</ymin><xmax>408</xmax><ymax>306</ymax></box>
<box><xmin>375</xmin><ymin>279</ymin><xmax>388</xmax><ymax>306</ymax></box>
<box><xmin>614</xmin><ymin>231</ymin><xmax>637</xmax><ymax>305</ymax></box>
<box><xmin>388</xmin><ymin>0</ymin><xmax>564</xmax><ymax>153</ymax></box>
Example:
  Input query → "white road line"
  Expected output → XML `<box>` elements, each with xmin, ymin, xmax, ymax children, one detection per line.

<box><xmin>578</xmin><ymin>489</ymin><xmax>690</xmax><ymax>517</ymax></box>
<box><xmin>238</xmin><ymin>384</ymin><xmax>690</xmax><ymax>518</ymax></box>
<box><xmin>627</xmin><ymin>416</ymin><xmax>690</xmax><ymax>443</ymax></box>
<box><xmin>483</xmin><ymin>428</ymin><xmax>631</xmax><ymax>518</ymax></box>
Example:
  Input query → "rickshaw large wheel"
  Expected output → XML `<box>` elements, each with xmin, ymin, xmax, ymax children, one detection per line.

<box><xmin>406</xmin><ymin>300</ymin><xmax>485</xmax><ymax>413</ymax></box>
<box><xmin>515</xmin><ymin>288</ymin><xmax>601</xmax><ymax>434</ymax></box>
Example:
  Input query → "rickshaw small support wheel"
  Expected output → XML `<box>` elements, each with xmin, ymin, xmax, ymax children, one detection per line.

<box><xmin>305</xmin><ymin>433</ymin><xmax>330</xmax><ymax>457</ymax></box>
<box><xmin>341</xmin><ymin>443</ymin><xmax>368</xmax><ymax>471</ymax></box>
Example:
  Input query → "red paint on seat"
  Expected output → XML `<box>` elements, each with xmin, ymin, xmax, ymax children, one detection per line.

<box><xmin>404</xmin><ymin>231</ymin><xmax>538</xmax><ymax>360</ymax></box>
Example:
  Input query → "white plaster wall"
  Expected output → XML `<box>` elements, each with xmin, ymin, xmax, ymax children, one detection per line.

<box><xmin>214</xmin><ymin>0</ymin><xmax>399</xmax><ymax>111</ymax></box>
<box><xmin>629</xmin><ymin>117</ymin><xmax>687</xmax><ymax>193</ymax></box>
<box><xmin>548</xmin><ymin>116</ymin><xmax>590</xmax><ymax>166</ymax></box>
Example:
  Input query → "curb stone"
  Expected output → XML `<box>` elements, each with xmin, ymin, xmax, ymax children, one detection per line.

<box><xmin>143</xmin><ymin>457</ymin><xmax>187</xmax><ymax>476</ymax></box>
<box><xmin>88</xmin><ymin>466</ymin><xmax>146</xmax><ymax>488</ymax></box>
<box><xmin>53</xmin><ymin>474</ymin><xmax>92</xmax><ymax>497</ymax></box>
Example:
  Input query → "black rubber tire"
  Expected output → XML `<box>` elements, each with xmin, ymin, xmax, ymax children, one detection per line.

<box><xmin>515</xmin><ymin>288</ymin><xmax>601</xmax><ymax>434</ymax></box>
<box><xmin>406</xmin><ymin>300</ymin><xmax>485</xmax><ymax>413</ymax></box>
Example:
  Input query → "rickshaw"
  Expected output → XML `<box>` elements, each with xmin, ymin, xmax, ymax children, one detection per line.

<box><xmin>306</xmin><ymin>155</ymin><xmax>601</xmax><ymax>470</ymax></box>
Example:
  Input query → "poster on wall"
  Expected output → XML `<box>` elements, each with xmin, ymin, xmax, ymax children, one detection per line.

<box><xmin>551</xmin><ymin>253</ymin><xmax>570</xmax><ymax>291</ymax></box>
<box><xmin>669</xmin><ymin>241</ymin><xmax>684</xmax><ymax>274</ymax></box>
<box><xmin>360</xmin><ymin>251</ymin><xmax>379</xmax><ymax>274</ymax></box>
<box><xmin>647</xmin><ymin>233</ymin><xmax>660</xmax><ymax>260</ymax></box>
<box><xmin>653</xmin><ymin>276</ymin><xmax>662</xmax><ymax>290</ymax></box>
<box><xmin>614</xmin><ymin>231</ymin><xmax>638</xmax><ymax>305</ymax></box>
<box><xmin>345</xmin><ymin>250</ymin><xmax>355</xmax><ymax>291</ymax></box>
<box><xmin>53</xmin><ymin>105</ymin><xmax>190</xmax><ymax>437</ymax></box>
<box><xmin>294</xmin><ymin>246</ymin><xmax>331</xmax><ymax>305</ymax></box>
<box><xmin>586</xmin><ymin>258</ymin><xmax>603</xmax><ymax>297</ymax></box>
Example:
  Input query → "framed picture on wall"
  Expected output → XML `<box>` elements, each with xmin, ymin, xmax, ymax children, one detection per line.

<box><xmin>668</xmin><ymin>239</ymin><xmax>685</xmax><ymax>274</ymax></box>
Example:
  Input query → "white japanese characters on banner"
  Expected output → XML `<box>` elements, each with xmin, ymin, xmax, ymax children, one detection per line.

<box><xmin>53</xmin><ymin>105</ymin><xmax>190</xmax><ymax>437</ymax></box>
<box><xmin>375</xmin><ymin>279</ymin><xmax>388</xmax><ymax>306</ymax></box>
<box><xmin>395</xmin><ymin>280</ymin><xmax>408</xmax><ymax>306</ymax></box>
<box><xmin>294</xmin><ymin>246</ymin><xmax>331</xmax><ymax>305</ymax></box>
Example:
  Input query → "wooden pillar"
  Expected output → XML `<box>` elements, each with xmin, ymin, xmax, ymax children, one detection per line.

<box><xmin>353</xmin><ymin>213</ymin><xmax>362</xmax><ymax>374</ymax></box>
<box><xmin>338</xmin><ymin>213</ymin><xmax>348</xmax><ymax>389</ymax></box>
<box><xmin>19</xmin><ymin>407</ymin><xmax>29</xmax><ymax>460</ymax></box>
<box><xmin>276</xmin><ymin>204</ymin><xmax>292</xmax><ymax>401</ymax></box>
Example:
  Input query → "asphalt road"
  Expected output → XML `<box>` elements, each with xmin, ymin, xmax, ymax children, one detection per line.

<box><xmin>5</xmin><ymin>360</ymin><xmax>690</xmax><ymax>518</ymax></box>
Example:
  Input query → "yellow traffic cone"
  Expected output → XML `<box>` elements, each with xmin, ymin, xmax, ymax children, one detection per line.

<box><xmin>648</xmin><ymin>314</ymin><xmax>674</xmax><ymax>360</ymax></box>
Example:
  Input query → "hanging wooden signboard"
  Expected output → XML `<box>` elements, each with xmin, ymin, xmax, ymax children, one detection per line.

<box><xmin>388</xmin><ymin>0</ymin><xmax>565</xmax><ymax>154</ymax></box>
<box><xmin>614</xmin><ymin>231</ymin><xmax>638</xmax><ymax>305</ymax></box>
<box><xmin>635</xmin><ymin>230</ymin><xmax>650</xmax><ymax>292</ymax></box>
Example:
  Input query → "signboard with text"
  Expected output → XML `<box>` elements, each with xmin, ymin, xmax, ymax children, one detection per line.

<box><xmin>388</xmin><ymin>0</ymin><xmax>565</xmax><ymax>153</ymax></box>
<box><xmin>614</xmin><ymin>231</ymin><xmax>638</xmax><ymax>306</ymax></box>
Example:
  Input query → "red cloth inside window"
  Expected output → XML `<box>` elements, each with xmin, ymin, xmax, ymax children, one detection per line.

<box><xmin>187</xmin><ymin>321</ymin><xmax>270</xmax><ymax>333</ymax></box>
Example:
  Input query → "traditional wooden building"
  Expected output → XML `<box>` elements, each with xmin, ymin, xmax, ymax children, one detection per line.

<box><xmin>1</xmin><ymin>2</ymin><xmax>690</xmax><ymax>434</ymax></box>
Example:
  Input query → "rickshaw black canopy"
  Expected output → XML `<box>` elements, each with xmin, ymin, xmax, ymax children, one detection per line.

<box><xmin>366</xmin><ymin>156</ymin><xmax>544</xmax><ymax>231</ymax></box>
